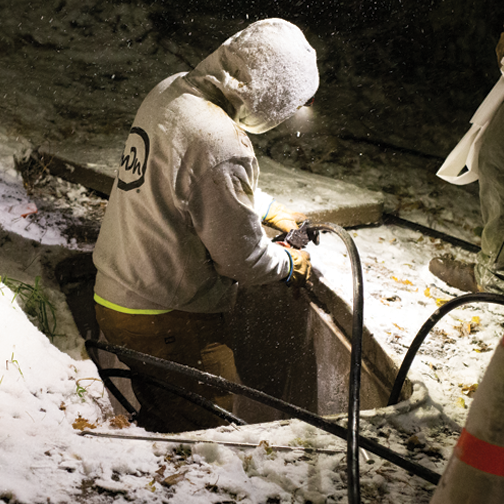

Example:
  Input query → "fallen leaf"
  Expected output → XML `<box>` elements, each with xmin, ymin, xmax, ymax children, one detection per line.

<box><xmin>473</xmin><ymin>341</ymin><xmax>492</xmax><ymax>353</ymax></box>
<box><xmin>109</xmin><ymin>414</ymin><xmax>130</xmax><ymax>429</ymax></box>
<box><xmin>385</xmin><ymin>295</ymin><xmax>401</xmax><ymax>302</ymax></box>
<box><xmin>460</xmin><ymin>384</ymin><xmax>478</xmax><ymax>397</ymax></box>
<box><xmin>392</xmin><ymin>276</ymin><xmax>413</xmax><ymax>286</ymax></box>
<box><xmin>259</xmin><ymin>440</ymin><xmax>274</xmax><ymax>455</ymax></box>
<box><xmin>406</xmin><ymin>435</ymin><xmax>424</xmax><ymax>451</ymax></box>
<box><xmin>455</xmin><ymin>321</ymin><xmax>478</xmax><ymax>337</ymax></box>
<box><xmin>163</xmin><ymin>472</ymin><xmax>185</xmax><ymax>487</ymax></box>
<box><xmin>456</xmin><ymin>397</ymin><xmax>467</xmax><ymax>409</ymax></box>
<box><xmin>72</xmin><ymin>416</ymin><xmax>96</xmax><ymax>431</ymax></box>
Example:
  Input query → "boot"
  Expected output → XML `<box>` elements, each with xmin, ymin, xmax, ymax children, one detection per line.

<box><xmin>429</xmin><ymin>257</ymin><xmax>481</xmax><ymax>293</ymax></box>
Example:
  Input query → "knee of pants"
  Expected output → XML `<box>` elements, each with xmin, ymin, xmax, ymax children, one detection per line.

<box><xmin>201</xmin><ymin>342</ymin><xmax>237</xmax><ymax>383</ymax></box>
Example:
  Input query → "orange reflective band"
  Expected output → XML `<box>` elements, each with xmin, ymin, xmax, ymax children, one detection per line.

<box><xmin>455</xmin><ymin>428</ymin><xmax>504</xmax><ymax>477</ymax></box>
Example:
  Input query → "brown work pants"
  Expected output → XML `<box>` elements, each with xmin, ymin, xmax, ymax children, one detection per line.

<box><xmin>95</xmin><ymin>304</ymin><xmax>237</xmax><ymax>433</ymax></box>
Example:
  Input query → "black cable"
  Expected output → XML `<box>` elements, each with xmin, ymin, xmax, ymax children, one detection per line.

<box><xmin>85</xmin><ymin>343</ymin><xmax>139</xmax><ymax>417</ymax></box>
<box><xmin>309</xmin><ymin>223</ymin><xmax>364</xmax><ymax>504</ymax></box>
<box><xmin>388</xmin><ymin>292</ymin><xmax>504</xmax><ymax>406</ymax></box>
<box><xmin>99</xmin><ymin>368</ymin><xmax>139</xmax><ymax>417</ymax></box>
<box><xmin>383</xmin><ymin>213</ymin><xmax>481</xmax><ymax>254</ymax></box>
<box><xmin>85</xmin><ymin>342</ymin><xmax>247</xmax><ymax>426</ymax></box>
<box><xmin>86</xmin><ymin>340</ymin><xmax>441</xmax><ymax>486</ymax></box>
<box><xmin>104</xmin><ymin>367</ymin><xmax>247</xmax><ymax>426</ymax></box>
<box><xmin>342</xmin><ymin>228</ymin><xmax>364</xmax><ymax>504</ymax></box>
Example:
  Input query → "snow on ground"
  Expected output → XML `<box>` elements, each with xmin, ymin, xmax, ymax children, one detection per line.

<box><xmin>0</xmin><ymin>126</ymin><xmax>503</xmax><ymax>504</ymax></box>
<box><xmin>1</xmin><ymin>2</ymin><xmax>502</xmax><ymax>502</ymax></box>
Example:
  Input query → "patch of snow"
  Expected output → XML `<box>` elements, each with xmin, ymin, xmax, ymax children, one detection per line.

<box><xmin>0</xmin><ymin>2</ymin><xmax>501</xmax><ymax>502</ymax></box>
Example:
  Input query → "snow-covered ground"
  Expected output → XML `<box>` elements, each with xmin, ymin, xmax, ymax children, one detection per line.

<box><xmin>1</xmin><ymin>122</ymin><xmax>503</xmax><ymax>503</ymax></box>
<box><xmin>1</xmin><ymin>2</ymin><xmax>503</xmax><ymax>502</ymax></box>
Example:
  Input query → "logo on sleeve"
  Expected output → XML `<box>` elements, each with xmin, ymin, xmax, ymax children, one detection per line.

<box><xmin>118</xmin><ymin>127</ymin><xmax>150</xmax><ymax>191</ymax></box>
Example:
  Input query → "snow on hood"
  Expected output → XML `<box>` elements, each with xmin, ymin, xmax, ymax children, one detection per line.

<box><xmin>185</xmin><ymin>18</ymin><xmax>319</xmax><ymax>134</ymax></box>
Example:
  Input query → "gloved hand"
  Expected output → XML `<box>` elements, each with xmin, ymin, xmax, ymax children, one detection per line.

<box><xmin>496</xmin><ymin>32</ymin><xmax>504</xmax><ymax>70</ymax></box>
<box><xmin>263</xmin><ymin>201</ymin><xmax>307</xmax><ymax>233</ymax></box>
<box><xmin>284</xmin><ymin>248</ymin><xmax>312</xmax><ymax>287</ymax></box>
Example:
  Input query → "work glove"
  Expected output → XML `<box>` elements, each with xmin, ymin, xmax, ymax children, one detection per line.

<box><xmin>496</xmin><ymin>32</ymin><xmax>504</xmax><ymax>70</ymax></box>
<box><xmin>284</xmin><ymin>248</ymin><xmax>312</xmax><ymax>287</ymax></box>
<box><xmin>263</xmin><ymin>200</ymin><xmax>307</xmax><ymax>233</ymax></box>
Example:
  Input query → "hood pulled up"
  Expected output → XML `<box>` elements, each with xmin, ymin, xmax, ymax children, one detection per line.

<box><xmin>185</xmin><ymin>18</ymin><xmax>319</xmax><ymax>134</ymax></box>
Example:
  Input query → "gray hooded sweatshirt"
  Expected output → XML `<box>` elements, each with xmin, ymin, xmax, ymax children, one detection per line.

<box><xmin>93</xmin><ymin>18</ymin><xmax>319</xmax><ymax>314</ymax></box>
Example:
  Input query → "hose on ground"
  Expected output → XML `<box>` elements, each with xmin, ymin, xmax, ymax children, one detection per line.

<box><xmin>388</xmin><ymin>292</ymin><xmax>504</xmax><ymax>406</ymax></box>
<box><xmin>382</xmin><ymin>213</ymin><xmax>481</xmax><ymax>254</ymax></box>
<box><xmin>86</xmin><ymin>339</ymin><xmax>442</xmax><ymax>487</ymax></box>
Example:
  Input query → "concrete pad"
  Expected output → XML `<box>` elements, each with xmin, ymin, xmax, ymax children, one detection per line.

<box><xmin>37</xmin><ymin>151</ymin><xmax>114</xmax><ymax>197</ymax></box>
<box><xmin>42</xmin><ymin>136</ymin><xmax>122</xmax><ymax>181</ymax></box>
<box><xmin>38</xmin><ymin>146</ymin><xmax>384</xmax><ymax>227</ymax></box>
<box><xmin>258</xmin><ymin>156</ymin><xmax>384</xmax><ymax>227</ymax></box>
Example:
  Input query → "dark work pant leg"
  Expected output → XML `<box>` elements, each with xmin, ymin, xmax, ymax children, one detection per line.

<box><xmin>475</xmin><ymin>102</ymin><xmax>504</xmax><ymax>292</ymax></box>
<box><xmin>95</xmin><ymin>305</ymin><xmax>237</xmax><ymax>433</ymax></box>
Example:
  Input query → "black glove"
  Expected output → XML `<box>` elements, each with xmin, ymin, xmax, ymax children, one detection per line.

<box><xmin>273</xmin><ymin>221</ymin><xmax>320</xmax><ymax>249</ymax></box>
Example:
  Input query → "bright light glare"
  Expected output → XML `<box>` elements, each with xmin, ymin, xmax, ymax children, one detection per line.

<box><xmin>296</xmin><ymin>105</ymin><xmax>314</xmax><ymax>122</ymax></box>
<box><xmin>285</xmin><ymin>105</ymin><xmax>316</xmax><ymax>133</ymax></box>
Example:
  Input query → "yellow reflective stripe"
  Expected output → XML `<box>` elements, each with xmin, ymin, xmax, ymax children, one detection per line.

<box><xmin>94</xmin><ymin>293</ymin><xmax>172</xmax><ymax>315</ymax></box>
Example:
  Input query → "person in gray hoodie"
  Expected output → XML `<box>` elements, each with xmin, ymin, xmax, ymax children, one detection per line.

<box><xmin>93</xmin><ymin>18</ymin><xmax>319</xmax><ymax>432</ymax></box>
